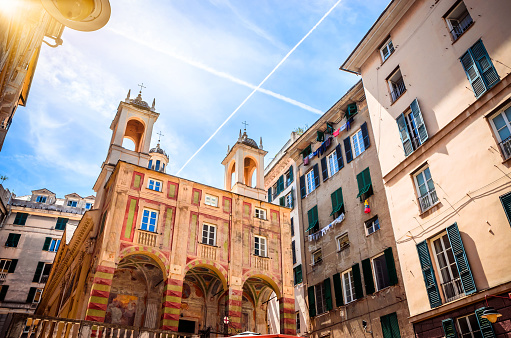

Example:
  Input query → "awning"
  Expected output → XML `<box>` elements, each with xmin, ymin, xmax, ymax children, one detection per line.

<box><xmin>306</xmin><ymin>220</ymin><xmax>318</xmax><ymax>232</ymax></box>
<box><xmin>329</xmin><ymin>202</ymin><xmax>344</xmax><ymax>216</ymax></box>
<box><xmin>356</xmin><ymin>184</ymin><xmax>372</xmax><ymax>198</ymax></box>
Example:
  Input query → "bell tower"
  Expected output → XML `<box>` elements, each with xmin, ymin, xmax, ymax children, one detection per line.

<box><xmin>221</xmin><ymin>129</ymin><xmax>267</xmax><ymax>200</ymax></box>
<box><xmin>93</xmin><ymin>89</ymin><xmax>159</xmax><ymax>206</ymax></box>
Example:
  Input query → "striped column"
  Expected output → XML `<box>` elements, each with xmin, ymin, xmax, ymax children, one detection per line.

<box><xmin>279</xmin><ymin>297</ymin><xmax>296</xmax><ymax>335</ymax></box>
<box><xmin>228</xmin><ymin>288</ymin><xmax>242</xmax><ymax>330</ymax></box>
<box><xmin>161</xmin><ymin>278</ymin><xmax>183</xmax><ymax>331</ymax></box>
<box><xmin>84</xmin><ymin>265</ymin><xmax>115</xmax><ymax>322</ymax></box>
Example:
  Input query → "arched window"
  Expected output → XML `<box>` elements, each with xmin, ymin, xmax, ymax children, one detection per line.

<box><xmin>155</xmin><ymin>160</ymin><xmax>161</xmax><ymax>171</ymax></box>
<box><xmin>122</xmin><ymin>138</ymin><xmax>136</xmax><ymax>151</ymax></box>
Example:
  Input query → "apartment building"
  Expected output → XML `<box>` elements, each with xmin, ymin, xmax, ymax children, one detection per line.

<box><xmin>341</xmin><ymin>0</ymin><xmax>511</xmax><ymax>337</ymax></box>
<box><xmin>285</xmin><ymin>81</ymin><xmax>412</xmax><ymax>337</ymax></box>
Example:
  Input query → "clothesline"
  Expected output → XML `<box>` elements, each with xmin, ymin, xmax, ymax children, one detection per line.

<box><xmin>308</xmin><ymin>213</ymin><xmax>345</xmax><ymax>241</ymax></box>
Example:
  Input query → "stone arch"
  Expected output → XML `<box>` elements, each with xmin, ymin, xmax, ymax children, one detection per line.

<box><xmin>118</xmin><ymin>245</ymin><xmax>168</xmax><ymax>276</ymax></box>
<box><xmin>243</xmin><ymin>156</ymin><xmax>258</xmax><ymax>187</ymax></box>
<box><xmin>183</xmin><ymin>260</ymin><xmax>228</xmax><ymax>291</ymax></box>
<box><xmin>241</xmin><ymin>272</ymin><xmax>281</xmax><ymax>299</ymax></box>
<box><xmin>123</xmin><ymin>118</ymin><xmax>146</xmax><ymax>152</ymax></box>
<box><xmin>226</xmin><ymin>160</ymin><xmax>236</xmax><ymax>189</ymax></box>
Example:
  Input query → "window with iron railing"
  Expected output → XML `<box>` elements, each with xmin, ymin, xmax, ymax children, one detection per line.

<box><xmin>432</xmin><ymin>233</ymin><xmax>465</xmax><ymax>303</ymax></box>
<box><xmin>490</xmin><ymin>106</ymin><xmax>511</xmax><ymax>160</ymax></box>
<box><xmin>388</xmin><ymin>68</ymin><xmax>406</xmax><ymax>103</ymax></box>
<box><xmin>414</xmin><ymin>167</ymin><xmax>438</xmax><ymax>212</ymax></box>
<box><xmin>445</xmin><ymin>1</ymin><xmax>473</xmax><ymax>41</ymax></box>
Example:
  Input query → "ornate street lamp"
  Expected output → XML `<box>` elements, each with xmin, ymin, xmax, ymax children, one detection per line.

<box><xmin>480</xmin><ymin>293</ymin><xmax>511</xmax><ymax>323</ymax></box>
<box><xmin>40</xmin><ymin>0</ymin><xmax>111</xmax><ymax>31</ymax></box>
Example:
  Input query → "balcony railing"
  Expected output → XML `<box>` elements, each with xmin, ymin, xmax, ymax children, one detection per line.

<box><xmin>390</xmin><ymin>79</ymin><xmax>406</xmax><ymax>103</ymax></box>
<box><xmin>441</xmin><ymin>277</ymin><xmax>465</xmax><ymax>303</ymax></box>
<box><xmin>449</xmin><ymin>13</ymin><xmax>473</xmax><ymax>41</ymax></box>
<box><xmin>136</xmin><ymin>230</ymin><xmax>157</xmax><ymax>247</ymax></box>
<box><xmin>6</xmin><ymin>313</ymin><xmax>193</xmax><ymax>338</ymax></box>
<box><xmin>253</xmin><ymin>255</ymin><xmax>269</xmax><ymax>270</ymax></box>
<box><xmin>0</xmin><ymin>272</ymin><xmax>7</xmax><ymax>282</ymax></box>
<box><xmin>198</xmin><ymin>243</ymin><xmax>217</xmax><ymax>260</ymax></box>
<box><xmin>499</xmin><ymin>136</ymin><xmax>511</xmax><ymax>160</ymax></box>
<box><xmin>40</xmin><ymin>275</ymin><xmax>49</xmax><ymax>284</ymax></box>
<box><xmin>418</xmin><ymin>189</ymin><xmax>438</xmax><ymax>212</ymax></box>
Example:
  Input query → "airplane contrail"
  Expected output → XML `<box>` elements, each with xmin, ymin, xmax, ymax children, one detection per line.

<box><xmin>176</xmin><ymin>0</ymin><xmax>343</xmax><ymax>175</ymax></box>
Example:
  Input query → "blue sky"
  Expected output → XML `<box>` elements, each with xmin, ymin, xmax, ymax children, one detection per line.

<box><xmin>0</xmin><ymin>0</ymin><xmax>389</xmax><ymax>198</ymax></box>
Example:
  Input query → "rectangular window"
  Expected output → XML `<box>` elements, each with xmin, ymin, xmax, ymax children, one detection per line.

<box><xmin>296</xmin><ymin>312</ymin><xmax>300</xmax><ymax>333</ymax></box>
<box><xmin>365</xmin><ymin>216</ymin><xmax>380</xmax><ymax>235</ymax></box>
<box><xmin>5</xmin><ymin>233</ymin><xmax>20</xmax><ymax>247</ymax></box>
<box><xmin>43</xmin><ymin>237</ymin><xmax>61</xmax><ymax>252</ymax></box>
<box><xmin>306</xmin><ymin>169</ymin><xmax>316</xmax><ymax>194</ymax></box>
<box><xmin>290</xmin><ymin>217</ymin><xmax>294</xmax><ymax>237</ymax></box>
<box><xmin>0</xmin><ymin>285</ymin><xmax>8</xmax><ymax>301</ymax></box>
<box><xmin>26</xmin><ymin>287</ymin><xmax>43</xmax><ymax>304</ymax></box>
<box><xmin>460</xmin><ymin>40</ymin><xmax>499</xmax><ymax>98</ymax></box>
<box><xmin>342</xmin><ymin>269</ymin><xmax>356</xmax><ymax>304</ymax></box>
<box><xmin>85</xmin><ymin>203</ymin><xmax>92</xmax><ymax>210</ymax></box>
<box><xmin>201</xmin><ymin>223</ymin><xmax>216</xmax><ymax>246</ymax></box>
<box><xmin>293</xmin><ymin>265</ymin><xmax>303</xmax><ymax>285</ymax></box>
<box><xmin>326</xmin><ymin>151</ymin><xmax>339</xmax><ymax>177</ymax></box>
<box><xmin>351</xmin><ymin>129</ymin><xmax>366</xmax><ymax>158</ymax></box>
<box><xmin>490</xmin><ymin>105</ymin><xmax>511</xmax><ymax>160</ymax></box>
<box><xmin>356</xmin><ymin>167</ymin><xmax>373</xmax><ymax>201</ymax></box>
<box><xmin>147</xmin><ymin>179</ymin><xmax>162</xmax><ymax>192</ymax></box>
<box><xmin>432</xmin><ymin>232</ymin><xmax>465</xmax><ymax>303</ymax></box>
<box><xmin>388</xmin><ymin>68</ymin><xmax>406</xmax><ymax>103</ymax></box>
<box><xmin>254</xmin><ymin>236</ymin><xmax>267</xmax><ymax>257</ymax></box>
<box><xmin>35</xmin><ymin>196</ymin><xmax>47</xmax><ymax>203</ymax></box>
<box><xmin>457</xmin><ymin>314</ymin><xmax>482</xmax><ymax>338</ymax></box>
<box><xmin>55</xmin><ymin>217</ymin><xmax>68</xmax><ymax>230</ymax></box>
<box><xmin>380</xmin><ymin>38</ymin><xmax>394</xmax><ymax>62</ymax></box>
<box><xmin>337</xmin><ymin>233</ymin><xmax>349</xmax><ymax>251</ymax></box>
<box><xmin>255</xmin><ymin>208</ymin><xmax>266</xmax><ymax>220</ymax></box>
<box><xmin>380</xmin><ymin>312</ymin><xmax>401</xmax><ymax>338</ymax></box>
<box><xmin>372</xmin><ymin>253</ymin><xmax>391</xmax><ymax>291</ymax></box>
<box><xmin>445</xmin><ymin>1</ymin><xmax>473</xmax><ymax>41</ymax></box>
<box><xmin>312</xmin><ymin>249</ymin><xmax>322</xmax><ymax>266</ymax></box>
<box><xmin>0</xmin><ymin>259</ymin><xmax>12</xmax><ymax>274</ymax></box>
<box><xmin>67</xmin><ymin>200</ymin><xmax>78</xmax><ymax>207</ymax></box>
<box><xmin>330</xmin><ymin>187</ymin><xmax>344</xmax><ymax>219</ymax></box>
<box><xmin>33</xmin><ymin>263</ymin><xmax>52</xmax><ymax>283</ymax></box>
<box><xmin>314</xmin><ymin>281</ymin><xmax>326</xmax><ymax>315</ymax></box>
<box><xmin>13</xmin><ymin>213</ymin><xmax>28</xmax><ymax>226</ymax></box>
<box><xmin>204</xmin><ymin>194</ymin><xmax>219</xmax><ymax>207</ymax></box>
<box><xmin>141</xmin><ymin>209</ymin><xmax>158</xmax><ymax>232</ymax></box>
<box><xmin>307</xmin><ymin>206</ymin><xmax>319</xmax><ymax>233</ymax></box>
<box><xmin>396</xmin><ymin>99</ymin><xmax>428</xmax><ymax>156</ymax></box>
<box><xmin>285</xmin><ymin>192</ymin><xmax>293</xmax><ymax>208</ymax></box>
<box><xmin>284</xmin><ymin>166</ymin><xmax>293</xmax><ymax>187</ymax></box>
<box><xmin>414</xmin><ymin>167</ymin><xmax>439</xmax><ymax>212</ymax></box>
<box><xmin>292</xmin><ymin>241</ymin><xmax>296</xmax><ymax>264</ymax></box>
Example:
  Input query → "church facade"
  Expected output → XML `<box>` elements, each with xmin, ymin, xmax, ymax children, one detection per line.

<box><xmin>36</xmin><ymin>91</ymin><xmax>295</xmax><ymax>335</ymax></box>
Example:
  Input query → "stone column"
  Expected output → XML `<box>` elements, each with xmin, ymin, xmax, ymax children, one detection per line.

<box><xmin>227</xmin><ymin>287</ymin><xmax>243</xmax><ymax>331</ymax></box>
<box><xmin>84</xmin><ymin>265</ymin><xmax>115</xmax><ymax>322</ymax></box>
<box><xmin>160</xmin><ymin>278</ymin><xmax>183</xmax><ymax>331</ymax></box>
<box><xmin>279</xmin><ymin>297</ymin><xmax>296</xmax><ymax>335</ymax></box>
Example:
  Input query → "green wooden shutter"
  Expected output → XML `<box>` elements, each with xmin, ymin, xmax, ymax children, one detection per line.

<box><xmin>460</xmin><ymin>49</ymin><xmax>486</xmax><ymax>97</ymax></box>
<box><xmin>333</xmin><ymin>273</ymin><xmax>343</xmax><ymax>307</ymax></box>
<box><xmin>330</xmin><ymin>190</ymin><xmax>338</xmax><ymax>216</ymax></box>
<box><xmin>384</xmin><ymin>247</ymin><xmax>398</xmax><ymax>286</ymax></box>
<box><xmin>26</xmin><ymin>287</ymin><xmax>37</xmax><ymax>303</ymax></box>
<box><xmin>362</xmin><ymin>258</ymin><xmax>375</xmax><ymax>295</ymax></box>
<box><xmin>321</xmin><ymin>157</ymin><xmax>328</xmax><ymax>181</ymax></box>
<box><xmin>313</xmin><ymin>164</ymin><xmax>320</xmax><ymax>188</ymax></box>
<box><xmin>500</xmin><ymin>192</ymin><xmax>511</xmax><ymax>227</ymax></box>
<box><xmin>357</xmin><ymin>171</ymin><xmax>364</xmax><ymax>194</ymax></box>
<box><xmin>416</xmin><ymin>241</ymin><xmax>442</xmax><ymax>308</ymax></box>
<box><xmin>317</xmin><ymin>131</ymin><xmax>325</xmax><ymax>142</ymax></box>
<box><xmin>326</xmin><ymin>122</ymin><xmax>334</xmax><ymax>134</ymax></box>
<box><xmin>335</xmin><ymin>144</ymin><xmax>344</xmax><ymax>170</ymax></box>
<box><xmin>8</xmin><ymin>259</ymin><xmax>17</xmax><ymax>273</ymax></box>
<box><xmin>446</xmin><ymin>223</ymin><xmax>476</xmax><ymax>295</ymax></box>
<box><xmin>343</xmin><ymin>137</ymin><xmax>353</xmax><ymax>163</ymax></box>
<box><xmin>410</xmin><ymin>99</ymin><xmax>428</xmax><ymax>145</ymax></box>
<box><xmin>308</xmin><ymin>286</ymin><xmax>316</xmax><ymax>317</ymax></box>
<box><xmin>294</xmin><ymin>265</ymin><xmax>302</xmax><ymax>284</ymax></box>
<box><xmin>360</xmin><ymin>122</ymin><xmax>370</xmax><ymax>148</ymax></box>
<box><xmin>313</xmin><ymin>206</ymin><xmax>318</xmax><ymax>226</ymax></box>
<box><xmin>278</xmin><ymin>175</ymin><xmax>285</xmax><ymax>193</ymax></box>
<box><xmin>55</xmin><ymin>217</ymin><xmax>68</xmax><ymax>230</ymax></box>
<box><xmin>289</xmin><ymin>188</ymin><xmax>294</xmax><ymax>209</ymax></box>
<box><xmin>288</xmin><ymin>165</ymin><xmax>294</xmax><ymax>183</ymax></box>
<box><xmin>292</xmin><ymin>241</ymin><xmax>296</xmax><ymax>264</ymax></box>
<box><xmin>475</xmin><ymin>307</ymin><xmax>496</xmax><ymax>338</ymax></box>
<box><xmin>14</xmin><ymin>213</ymin><xmax>28</xmax><ymax>225</ymax></box>
<box><xmin>442</xmin><ymin>318</ymin><xmax>458</xmax><ymax>338</ymax></box>
<box><xmin>396</xmin><ymin>114</ymin><xmax>413</xmax><ymax>156</ymax></box>
<box><xmin>471</xmin><ymin>40</ymin><xmax>499</xmax><ymax>89</ymax></box>
<box><xmin>268</xmin><ymin>187</ymin><xmax>272</xmax><ymax>202</ymax></box>
<box><xmin>0</xmin><ymin>286</ymin><xmax>8</xmax><ymax>301</ymax></box>
<box><xmin>388</xmin><ymin>313</ymin><xmax>401</xmax><ymax>338</ymax></box>
<box><xmin>279</xmin><ymin>197</ymin><xmax>285</xmax><ymax>207</ymax></box>
<box><xmin>364</xmin><ymin>168</ymin><xmax>372</xmax><ymax>188</ymax></box>
<box><xmin>381</xmin><ymin>314</ymin><xmax>392</xmax><ymax>338</ymax></box>
<box><xmin>42</xmin><ymin>237</ymin><xmax>52</xmax><ymax>251</ymax></box>
<box><xmin>299</xmin><ymin>175</ymin><xmax>306</xmax><ymax>199</ymax></box>
<box><xmin>352</xmin><ymin>263</ymin><xmax>364</xmax><ymax>299</ymax></box>
<box><xmin>324</xmin><ymin>278</ymin><xmax>333</xmax><ymax>311</ymax></box>
<box><xmin>33</xmin><ymin>262</ymin><xmax>44</xmax><ymax>283</ymax></box>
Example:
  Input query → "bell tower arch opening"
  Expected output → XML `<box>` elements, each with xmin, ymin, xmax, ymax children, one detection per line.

<box><xmin>123</xmin><ymin>118</ymin><xmax>145</xmax><ymax>152</ymax></box>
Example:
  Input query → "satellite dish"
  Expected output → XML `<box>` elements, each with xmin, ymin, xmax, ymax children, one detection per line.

<box><xmin>40</xmin><ymin>0</ymin><xmax>111</xmax><ymax>32</ymax></box>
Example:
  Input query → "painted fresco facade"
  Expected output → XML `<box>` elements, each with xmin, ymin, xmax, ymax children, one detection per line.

<box><xmin>342</xmin><ymin>0</ymin><xmax>511</xmax><ymax>337</ymax></box>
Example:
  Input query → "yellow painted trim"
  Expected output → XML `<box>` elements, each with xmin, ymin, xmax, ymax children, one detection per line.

<box><xmin>89</xmin><ymin>296</ymin><xmax>109</xmax><ymax>305</ymax></box>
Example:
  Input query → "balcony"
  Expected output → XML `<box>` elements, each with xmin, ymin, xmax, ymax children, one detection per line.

<box><xmin>198</xmin><ymin>243</ymin><xmax>217</xmax><ymax>260</ymax></box>
<box><xmin>136</xmin><ymin>230</ymin><xmax>157</xmax><ymax>247</ymax></box>
<box><xmin>449</xmin><ymin>12</ymin><xmax>473</xmax><ymax>41</ymax></box>
<box><xmin>253</xmin><ymin>255</ymin><xmax>269</xmax><ymax>270</ymax></box>
<box><xmin>390</xmin><ymin>78</ymin><xmax>406</xmax><ymax>103</ymax></box>
<box><xmin>441</xmin><ymin>277</ymin><xmax>464</xmax><ymax>303</ymax></box>
<box><xmin>0</xmin><ymin>272</ymin><xmax>7</xmax><ymax>282</ymax></box>
<box><xmin>418</xmin><ymin>189</ymin><xmax>438</xmax><ymax>212</ymax></box>
<box><xmin>499</xmin><ymin>136</ymin><xmax>511</xmax><ymax>160</ymax></box>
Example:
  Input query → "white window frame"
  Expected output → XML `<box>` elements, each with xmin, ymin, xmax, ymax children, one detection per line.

<box><xmin>414</xmin><ymin>166</ymin><xmax>438</xmax><ymax>212</ymax></box>
<box><xmin>255</xmin><ymin>208</ymin><xmax>267</xmax><ymax>220</ymax></box>
<box><xmin>456</xmin><ymin>313</ymin><xmax>482</xmax><ymax>338</ymax></box>
<box><xmin>285</xmin><ymin>192</ymin><xmax>292</xmax><ymax>208</ymax></box>
<box><xmin>141</xmin><ymin>209</ymin><xmax>158</xmax><ymax>232</ymax></box>
<box><xmin>431</xmin><ymin>232</ymin><xmax>464</xmax><ymax>302</ymax></box>
<box><xmin>67</xmin><ymin>200</ymin><xmax>78</xmax><ymax>207</ymax></box>
<box><xmin>445</xmin><ymin>1</ymin><xmax>472</xmax><ymax>40</ymax></box>
<box><xmin>336</xmin><ymin>233</ymin><xmax>349</xmax><ymax>251</ymax></box>
<box><xmin>48</xmin><ymin>238</ymin><xmax>61</xmax><ymax>252</ymax></box>
<box><xmin>305</xmin><ymin>169</ymin><xmax>316</xmax><ymax>194</ymax></box>
<box><xmin>36</xmin><ymin>195</ymin><xmax>47</xmax><ymax>203</ymax></box>
<box><xmin>365</xmin><ymin>217</ymin><xmax>380</xmax><ymax>236</ymax></box>
<box><xmin>33</xmin><ymin>288</ymin><xmax>43</xmax><ymax>304</ymax></box>
<box><xmin>254</xmin><ymin>235</ymin><xmax>267</xmax><ymax>257</ymax></box>
<box><xmin>284</xmin><ymin>169</ymin><xmax>292</xmax><ymax>187</ymax></box>
<box><xmin>489</xmin><ymin>104</ymin><xmax>511</xmax><ymax>159</ymax></box>
<box><xmin>342</xmin><ymin>269</ymin><xmax>356</xmax><ymax>304</ymax></box>
<box><xmin>85</xmin><ymin>203</ymin><xmax>92</xmax><ymax>210</ymax></box>
<box><xmin>380</xmin><ymin>38</ymin><xmax>394</xmax><ymax>62</ymax></box>
<box><xmin>205</xmin><ymin>194</ymin><xmax>219</xmax><ymax>207</ymax></box>
<box><xmin>0</xmin><ymin>259</ymin><xmax>12</xmax><ymax>273</ymax></box>
<box><xmin>201</xmin><ymin>223</ymin><xmax>216</xmax><ymax>246</ymax></box>
<box><xmin>38</xmin><ymin>263</ymin><xmax>52</xmax><ymax>283</ymax></box>
<box><xmin>326</xmin><ymin>150</ymin><xmax>339</xmax><ymax>177</ymax></box>
<box><xmin>312</xmin><ymin>249</ymin><xmax>322</xmax><ymax>265</ymax></box>
<box><xmin>351</xmin><ymin>129</ymin><xmax>366</xmax><ymax>158</ymax></box>
<box><xmin>147</xmin><ymin>178</ymin><xmax>162</xmax><ymax>192</ymax></box>
<box><xmin>371</xmin><ymin>253</ymin><xmax>390</xmax><ymax>291</ymax></box>
<box><xmin>315</xmin><ymin>281</ymin><xmax>326</xmax><ymax>315</ymax></box>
